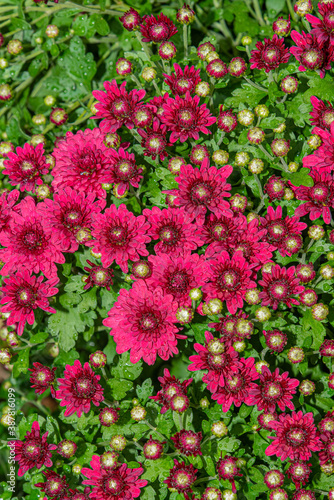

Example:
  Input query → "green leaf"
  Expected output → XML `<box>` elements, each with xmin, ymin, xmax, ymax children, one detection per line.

<box><xmin>225</xmin><ymin>83</ymin><xmax>267</xmax><ymax>108</ymax></box>
<box><xmin>91</xmin><ymin>13</ymin><xmax>110</xmax><ymax>36</ymax></box>
<box><xmin>282</xmin><ymin>168</ymin><xmax>314</xmax><ymax>187</ymax></box>
<box><xmin>266</xmin><ymin>0</ymin><xmax>285</xmax><ymax>17</ymax></box>
<box><xmin>111</xmin><ymin>352</ymin><xmax>143</xmax><ymax>381</ymax></box>
<box><xmin>30</xmin><ymin>332</ymin><xmax>49</xmax><ymax>344</ymax></box>
<box><xmin>107</xmin><ymin>378</ymin><xmax>133</xmax><ymax>400</ymax></box>
<box><xmin>11</xmin><ymin>18</ymin><xmax>31</xmax><ymax>31</ymax></box>
<box><xmin>136</xmin><ymin>378</ymin><xmax>154</xmax><ymax>404</ymax></box>
<box><xmin>142</xmin><ymin>457</ymin><xmax>173</xmax><ymax>482</ymax></box>
<box><xmin>13</xmin><ymin>348</ymin><xmax>30</xmax><ymax>378</ymax></box>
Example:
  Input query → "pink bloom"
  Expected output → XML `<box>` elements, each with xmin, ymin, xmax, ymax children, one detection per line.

<box><xmin>38</xmin><ymin>187</ymin><xmax>105</xmax><ymax>253</ymax></box>
<box><xmin>163</xmin><ymin>64</ymin><xmax>201</xmax><ymax>96</ymax></box>
<box><xmin>212</xmin><ymin>357</ymin><xmax>259</xmax><ymax>411</ymax></box>
<box><xmin>82</xmin><ymin>455</ymin><xmax>147</xmax><ymax>500</ymax></box>
<box><xmin>198</xmin><ymin>213</ymin><xmax>242</xmax><ymax>253</ymax></box>
<box><xmin>0</xmin><ymin>189</ymin><xmax>19</xmax><ymax>235</ymax></box>
<box><xmin>143</xmin><ymin>206</ymin><xmax>204</xmax><ymax>256</ymax></box>
<box><xmin>188</xmin><ymin>330</ymin><xmax>241</xmax><ymax>393</ymax></box>
<box><xmin>202</xmin><ymin>251</ymin><xmax>257</xmax><ymax>314</ymax></box>
<box><xmin>119</xmin><ymin>8</ymin><xmax>143</xmax><ymax>31</ymax></box>
<box><xmin>170</xmin><ymin>159</ymin><xmax>232</xmax><ymax>219</ymax></box>
<box><xmin>146</xmin><ymin>252</ymin><xmax>209</xmax><ymax>306</ymax></box>
<box><xmin>137</xmin><ymin>118</ymin><xmax>171</xmax><ymax>161</ymax></box>
<box><xmin>147</xmin><ymin>92</ymin><xmax>169</xmax><ymax>119</ymax></box>
<box><xmin>56</xmin><ymin>360</ymin><xmax>104</xmax><ymax>417</ymax></box>
<box><xmin>83</xmin><ymin>261</ymin><xmax>114</xmax><ymax>291</ymax></box>
<box><xmin>35</xmin><ymin>471</ymin><xmax>68</xmax><ymax>500</ymax></box>
<box><xmin>249</xmin><ymin>366</ymin><xmax>299</xmax><ymax>413</ymax></box>
<box><xmin>0</xmin><ymin>270</ymin><xmax>58</xmax><ymax>335</ymax></box>
<box><xmin>164</xmin><ymin>460</ymin><xmax>197</xmax><ymax>495</ymax></box>
<box><xmin>295</xmin><ymin>171</ymin><xmax>334</xmax><ymax>224</ymax></box>
<box><xmin>88</xmin><ymin>204</ymin><xmax>150</xmax><ymax>273</ymax></box>
<box><xmin>161</xmin><ymin>92</ymin><xmax>216</xmax><ymax>143</ymax></box>
<box><xmin>92</xmin><ymin>80</ymin><xmax>146</xmax><ymax>132</ymax></box>
<box><xmin>3</xmin><ymin>143</ymin><xmax>50</xmax><ymax>192</ymax></box>
<box><xmin>309</xmin><ymin>95</ymin><xmax>334</xmax><ymax>130</ymax></box>
<box><xmin>29</xmin><ymin>362</ymin><xmax>56</xmax><ymax>398</ymax></box>
<box><xmin>259</xmin><ymin>264</ymin><xmax>304</xmax><ymax>310</ymax></box>
<box><xmin>140</xmin><ymin>13</ymin><xmax>177</xmax><ymax>43</ymax></box>
<box><xmin>106</xmin><ymin>147</ymin><xmax>143</xmax><ymax>195</ymax></box>
<box><xmin>209</xmin><ymin>311</ymin><xmax>253</xmax><ymax>345</ymax></box>
<box><xmin>303</xmin><ymin>122</ymin><xmax>334</xmax><ymax>173</ymax></box>
<box><xmin>216</xmin><ymin>456</ymin><xmax>242</xmax><ymax>493</ymax></box>
<box><xmin>306</xmin><ymin>2</ymin><xmax>334</xmax><ymax>46</ymax></box>
<box><xmin>250</xmin><ymin>34</ymin><xmax>290</xmax><ymax>72</ymax></box>
<box><xmin>14</xmin><ymin>421</ymin><xmax>57</xmax><ymax>476</ymax></box>
<box><xmin>150</xmin><ymin>368</ymin><xmax>192</xmax><ymax>414</ymax></box>
<box><xmin>0</xmin><ymin>196</ymin><xmax>65</xmax><ymax>279</ymax></box>
<box><xmin>171</xmin><ymin>430</ymin><xmax>202</xmax><ymax>456</ymax></box>
<box><xmin>103</xmin><ymin>280</ymin><xmax>184</xmax><ymax>365</ymax></box>
<box><xmin>266</xmin><ymin>411</ymin><xmax>322</xmax><ymax>461</ymax></box>
<box><xmin>319</xmin><ymin>431</ymin><xmax>334</xmax><ymax>466</ymax></box>
<box><xmin>290</xmin><ymin>30</ymin><xmax>334</xmax><ymax>78</ymax></box>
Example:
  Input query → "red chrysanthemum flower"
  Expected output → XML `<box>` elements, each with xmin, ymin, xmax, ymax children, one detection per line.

<box><xmin>217</xmin><ymin>109</ymin><xmax>238</xmax><ymax>133</ymax></box>
<box><xmin>55</xmin><ymin>360</ymin><xmax>104</xmax><ymax>417</ymax></box>
<box><xmin>250</xmin><ymin>34</ymin><xmax>290</xmax><ymax>72</ymax></box>
<box><xmin>169</xmin><ymin>159</ymin><xmax>232</xmax><ymax>220</ymax></box>
<box><xmin>137</xmin><ymin>118</ymin><xmax>171</xmax><ymax>161</ymax></box>
<box><xmin>266</xmin><ymin>411</ymin><xmax>322</xmax><ymax>461</ymax></box>
<box><xmin>319</xmin><ymin>431</ymin><xmax>334</xmax><ymax>466</ymax></box>
<box><xmin>147</xmin><ymin>92</ymin><xmax>169</xmax><ymax>119</ymax></box>
<box><xmin>0</xmin><ymin>190</ymin><xmax>18</xmax><ymax>235</ymax></box>
<box><xmin>119</xmin><ymin>7</ymin><xmax>143</xmax><ymax>31</ymax></box>
<box><xmin>163</xmin><ymin>64</ymin><xmax>201</xmax><ymax>96</ymax></box>
<box><xmin>292</xmin><ymin>489</ymin><xmax>315</xmax><ymax>500</ymax></box>
<box><xmin>83</xmin><ymin>261</ymin><xmax>114</xmax><ymax>291</ymax></box>
<box><xmin>303</xmin><ymin>122</ymin><xmax>334</xmax><ymax>173</ymax></box>
<box><xmin>143</xmin><ymin>206</ymin><xmax>204</xmax><ymax>256</ymax></box>
<box><xmin>150</xmin><ymin>368</ymin><xmax>192</xmax><ymax>414</ymax></box>
<box><xmin>146</xmin><ymin>253</ymin><xmax>209</xmax><ymax>306</ymax></box>
<box><xmin>290</xmin><ymin>30</ymin><xmax>334</xmax><ymax>78</ymax></box>
<box><xmin>309</xmin><ymin>96</ymin><xmax>334</xmax><ymax>130</ymax></box>
<box><xmin>209</xmin><ymin>311</ymin><xmax>253</xmax><ymax>345</ymax></box>
<box><xmin>263</xmin><ymin>330</ymin><xmax>288</xmax><ymax>353</ymax></box>
<box><xmin>306</xmin><ymin>2</ymin><xmax>334</xmax><ymax>46</ymax></box>
<box><xmin>103</xmin><ymin>280</ymin><xmax>185</xmax><ymax>365</ymax></box>
<box><xmin>259</xmin><ymin>264</ymin><xmax>304</xmax><ymax>310</ymax></box>
<box><xmin>217</xmin><ymin>456</ymin><xmax>242</xmax><ymax>493</ymax></box>
<box><xmin>295</xmin><ymin>171</ymin><xmax>334</xmax><ymax>224</ymax></box>
<box><xmin>38</xmin><ymin>187</ymin><xmax>105</xmax><ymax>253</ymax></box>
<box><xmin>143</xmin><ymin>436</ymin><xmax>165</xmax><ymax>460</ymax></box>
<box><xmin>202</xmin><ymin>250</ymin><xmax>257</xmax><ymax>314</ymax></box>
<box><xmin>212</xmin><ymin>357</ymin><xmax>259</xmax><ymax>412</ymax></box>
<box><xmin>171</xmin><ymin>430</ymin><xmax>202</xmax><ymax>456</ymax></box>
<box><xmin>164</xmin><ymin>460</ymin><xmax>197</xmax><ymax>496</ymax></box>
<box><xmin>82</xmin><ymin>455</ymin><xmax>147</xmax><ymax>500</ymax></box>
<box><xmin>287</xmin><ymin>460</ymin><xmax>312</xmax><ymax>490</ymax></box>
<box><xmin>106</xmin><ymin>147</ymin><xmax>143</xmax><ymax>196</ymax></box>
<box><xmin>29</xmin><ymin>362</ymin><xmax>56</xmax><ymax>398</ymax></box>
<box><xmin>52</xmin><ymin>128</ymin><xmax>113</xmax><ymax>199</ymax></box>
<box><xmin>3</xmin><ymin>143</ymin><xmax>50</xmax><ymax>192</ymax></box>
<box><xmin>249</xmin><ymin>366</ymin><xmax>299</xmax><ymax>413</ymax></box>
<box><xmin>88</xmin><ymin>204</ymin><xmax>150</xmax><ymax>273</ymax></box>
<box><xmin>161</xmin><ymin>92</ymin><xmax>216</xmax><ymax>143</ymax></box>
<box><xmin>13</xmin><ymin>421</ymin><xmax>57</xmax><ymax>476</ymax></box>
<box><xmin>0</xmin><ymin>196</ymin><xmax>65</xmax><ymax>279</ymax></box>
<box><xmin>198</xmin><ymin>212</ymin><xmax>242</xmax><ymax>253</ymax></box>
<box><xmin>92</xmin><ymin>80</ymin><xmax>146</xmax><ymax>133</ymax></box>
<box><xmin>188</xmin><ymin>330</ymin><xmax>241</xmax><ymax>393</ymax></box>
<box><xmin>140</xmin><ymin>13</ymin><xmax>178</xmax><ymax>43</ymax></box>
<box><xmin>0</xmin><ymin>270</ymin><xmax>58</xmax><ymax>336</ymax></box>
<box><xmin>35</xmin><ymin>471</ymin><xmax>68</xmax><ymax>499</ymax></box>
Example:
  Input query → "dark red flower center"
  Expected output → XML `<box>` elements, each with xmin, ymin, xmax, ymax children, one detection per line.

<box><xmin>179</xmin><ymin>432</ymin><xmax>200</xmax><ymax>451</ymax></box>
<box><xmin>73</xmin><ymin>376</ymin><xmax>96</xmax><ymax>398</ymax></box>
<box><xmin>268</xmin><ymin>280</ymin><xmax>289</xmax><ymax>300</ymax></box>
<box><xmin>166</xmin><ymin>269</ymin><xmax>190</xmax><ymax>296</ymax></box>
<box><xmin>148</xmin><ymin>22</ymin><xmax>169</xmax><ymax>42</ymax></box>
<box><xmin>111</xmin><ymin>98</ymin><xmax>131</xmax><ymax>118</ymax></box>
<box><xmin>175</xmin><ymin>78</ymin><xmax>193</xmax><ymax>95</ymax></box>
<box><xmin>114</xmin><ymin>160</ymin><xmax>136</xmax><ymax>181</ymax></box>
<box><xmin>164</xmin><ymin>383</ymin><xmax>182</xmax><ymax>400</ymax></box>
<box><xmin>211</xmin><ymin>222</ymin><xmax>229</xmax><ymax>241</ymax></box>
<box><xmin>108</xmin><ymin>225</ymin><xmax>128</xmax><ymax>246</ymax></box>
<box><xmin>310</xmin><ymin>183</ymin><xmax>330</xmax><ymax>203</ymax></box>
<box><xmin>301</xmin><ymin>48</ymin><xmax>323</xmax><ymax>69</ymax></box>
<box><xmin>147</xmin><ymin>134</ymin><xmax>166</xmax><ymax>153</ymax></box>
<box><xmin>16</xmin><ymin>286</ymin><xmax>36</xmax><ymax>306</ymax></box>
<box><xmin>104</xmin><ymin>475</ymin><xmax>125</xmax><ymax>495</ymax></box>
<box><xmin>267</xmin><ymin>221</ymin><xmax>287</xmax><ymax>242</ymax></box>
<box><xmin>324</xmin><ymin>12</ymin><xmax>334</xmax><ymax>29</ymax></box>
<box><xmin>21</xmin><ymin>226</ymin><xmax>46</xmax><ymax>254</ymax></box>
<box><xmin>20</xmin><ymin>160</ymin><xmax>37</xmax><ymax>178</ymax></box>
<box><xmin>159</xmin><ymin>224</ymin><xmax>180</xmax><ymax>246</ymax></box>
<box><xmin>173</xmin><ymin>470</ymin><xmax>193</xmax><ymax>490</ymax></box>
<box><xmin>207</xmin><ymin>353</ymin><xmax>227</xmax><ymax>371</ymax></box>
<box><xmin>139</xmin><ymin>312</ymin><xmax>159</xmax><ymax>332</ymax></box>
<box><xmin>286</xmin><ymin>427</ymin><xmax>306</xmax><ymax>447</ymax></box>
<box><xmin>262</xmin><ymin>46</ymin><xmax>280</xmax><ymax>64</ymax></box>
<box><xmin>262</xmin><ymin>381</ymin><xmax>283</xmax><ymax>400</ymax></box>
<box><xmin>178</xmin><ymin>108</ymin><xmax>195</xmax><ymax>129</ymax></box>
<box><xmin>190</xmin><ymin>182</ymin><xmax>213</xmax><ymax>205</ymax></box>
<box><xmin>62</xmin><ymin>209</ymin><xmax>83</xmax><ymax>229</ymax></box>
<box><xmin>23</xmin><ymin>440</ymin><xmax>42</xmax><ymax>460</ymax></box>
<box><xmin>91</xmin><ymin>268</ymin><xmax>108</xmax><ymax>285</ymax></box>
<box><xmin>217</xmin><ymin>269</ymin><xmax>240</xmax><ymax>291</ymax></box>
<box><xmin>225</xmin><ymin>373</ymin><xmax>243</xmax><ymax>392</ymax></box>
<box><xmin>45</xmin><ymin>479</ymin><xmax>65</xmax><ymax>497</ymax></box>
<box><xmin>322</xmin><ymin>109</ymin><xmax>334</xmax><ymax>127</ymax></box>
<box><xmin>75</xmin><ymin>148</ymin><xmax>103</xmax><ymax>175</ymax></box>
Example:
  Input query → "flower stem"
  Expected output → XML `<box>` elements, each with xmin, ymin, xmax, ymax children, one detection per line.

<box><xmin>286</xmin><ymin>0</ymin><xmax>297</xmax><ymax>21</ymax></box>
<box><xmin>183</xmin><ymin>24</ymin><xmax>188</xmax><ymax>59</ymax></box>
<box><xmin>152</xmin><ymin>80</ymin><xmax>161</xmax><ymax>96</ymax></box>
<box><xmin>252</xmin><ymin>0</ymin><xmax>265</xmax><ymax>25</ymax></box>
<box><xmin>135</xmin><ymin>31</ymin><xmax>156</xmax><ymax>67</ymax></box>
<box><xmin>143</xmin><ymin>420</ymin><xmax>168</xmax><ymax>442</ymax></box>
<box><xmin>243</xmin><ymin>77</ymin><xmax>268</xmax><ymax>93</ymax></box>
<box><xmin>258</xmin><ymin>143</ymin><xmax>274</xmax><ymax>161</ymax></box>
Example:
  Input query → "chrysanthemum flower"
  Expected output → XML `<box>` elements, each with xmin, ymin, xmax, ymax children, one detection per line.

<box><xmin>202</xmin><ymin>250</ymin><xmax>257</xmax><ymax>314</ymax></box>
<box><xmin>137</xmin><ymin>118</ymin><xmax>171</xmax><ymax>161</ymax></box>
<box><xmin>56</xmin><ymin>360</ymin><xmax>104</xmax><ymax>417</ymax></box>
<box><xmin>259</xmin><ymin>264</ymin><xmax>304</xmax><ymax>310</ymax></box>
<box><xmin>171</xmin><ymin>430</ymin><xmax>202</xmax><ymax>456</ymax></box>
<box><xmin>266</xmin><ymin>411</ymin><xmax>321</xmax><ymax>461</ymax></box>
<box><xmin>263</xmin><ymin>330</ymin><xmax>288</xmax><ymax>353</ymax></box>
<box><xmin>0</xmin><ymin>196</ymin><xmax>65</xmax><ymax>279</ymax></box>
<box><xmin>147</xmin><ymin>253</ymin><xmax>208</xmax><ymax>306</ymax></box>
<box><xmin>164</xmin><ymin>460</ymin><xmax>197</xmax><ymax>495</ymax></box>
<box><xmin>82</xmin><ymin>455</ymin><xmax>147</xmax><ymax>500</ymax></box>
<box><xmin>303</xmin><ymin>123</ymin><xmax>334</xmax><ymax>173</ymax></box>
<box><xmin>106</xmin><ymin>147</ymin><xmax>143</xmax><ymax>196</ymax></box>
<box><xmin>163</xmin><ymin>64</ymin><xmax>201</xmax><ymax>96</ymax></box>
<box><xmin>140</xmin><ymin>13</ymin><xmax>177</xmax><ymax>43</ymax></box>
<box><xmin>150</xmin><ymin>368</ymin><xmax>192</xmax><ymax>414</ymax></box>
<box><xmin>83</xmin><ymin>261</ymin><xmax>114</xmax><ymax>291</ymax></box>
<box><xmin>198</xmin><ymin>213</ymin><xmax>242</xmax><ymax>253</ymax></box>
<box><xmin>217</xmin><ymin>109</ymin><xmax>238</xmax><ymax>132</ymax></box>
<box><xmin>38</xmin><ymin>187</ymin><xmax>105</xmax><ymax>253</ymax></box>
<box><xmin>0</xmin><ymin>190</ymin><xmax>19</xmax><ymax>235</ymax></box>
<box><xmin>188</xmin><ymin>330</ymin><xmax>241</xmax><ymax>393</ymax></box>
<box><xmin>209</xmin><ymin>311</ymin><xmax>253</xmax><ymax>345</ymax></box>
<box><xmin>0</xmin><ymin>270</ymin><xmax>58</xmax><ymax>336</ymax></box>
<box><xmin>3</xmin><ymin>143</ymin><xmax>50</xmax><ymax>192</ymax></box>
<box><xmin>52</xmin><ymin>128</ymin><xmax>113</xmax><ymax>199</ymax></box>
<box><xmin>161</xmin><ymin>92</ymin><xmax>216</xmax><ymax>143</ymax></box>
<box><xmin>306</xmin><ymin>2</ymin><xmax>334</xmax><ymax>46</ymax></box>
<box><xmin>119</xmin><ymin>7</ymin><xmax>143</xmax><ymax>31</ymax></box>
<box><xmin>249</xmin><ymin>366</ymin><xmax>299</xmax><ymax>413</ymax></box>
<box><xmin>310</xmin><ymin>96</ymin><xmax>334</xmax><ymax>130</ymax></box>
<box><xmin>143</xmin><ymin>206</ymin><xmax>204</xmax><ymax>256</ymax></box>
<box><xmin>29</xmin><ymin>362</ymin><xmax>56</xmax><ymax>397</ymax></box>
<box><xmin>35</xmin><ymin>471</ymin><xmax>68</xmax><ymax>499</ymax></box>
<box><xmin>147</xmin><ymin>92</ymin><xmax>169</xmax><ymax>119</ymax></box>
<box><xmin>295</xmin><ymin>171</ymin><xmax>334</xmax><ymax>224</ymax></box>
<box><xmin>14</xmin><ymin>421</ymin><xmax>57</xmax><ymax>476</ymax></box>
<box><xmin>88</xmin><ymin>204</ymin><xmax>150</xmax><ymax>273</ymax></box>
<box><xmin>287</xmin><ymin>460</ymin><xmax>312</xmax><ymax>490</ymax></box>
<box><xmin>319</xmin><ymin>431</ymin><xmax>334</xmax><ymax>466</ymax></box>
<box><xmin>290</xmin><ymin>31</ymin><xmax>334</xmax><ymax>78</ymax></box>
<box><xmin>92</xmin><ymin>80</ymin><xmax>146</xmax><ymax>132</ymax></box>
<box><xmin>212</xmin><ymin>357</ymin><xmax>259</xmax><ymax>411</ymax></box>
<box><xmin>103</xmin><ymin>280</ymin><xmax>184</xmax><ymax>365</ymax></box>
<box><xmin>216</xmin><ymin>456</ymin><xmax>242</xmax><ymax>493</ymax></box>
<box><xmin>250</xmin><ymin>35</ymin><xmax>290</xmax><ymax>72</ymax></box>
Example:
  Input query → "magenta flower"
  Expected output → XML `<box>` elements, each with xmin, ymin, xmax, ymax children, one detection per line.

<box><xmin>92</xmin><ymin>80</ymin><xmax>145</xmax><ymax>132</ymax></box>
<box><xmin>143</xmin><ymin>206</ymin><xmax>204</xmax><ymax>256</ymax></box>
<box><xmin>106</xmin><ymin>147</ymin><xmax>143</xmax><ymax>196</ymax></box>
<box><xmin>290</xmin><ymin>30</ymin><xmax>334</xmax><ymax>78</ymax></box>
<box><xmin>319</xmin><ymin>431</ymin><xmax>334</xmax><ymax>466</ymax></box>
<box><xmin>209</xmin><ymin>311</ymin><xmax>253</xmax><ymax>345</ymax></box>
<box><xmin>38</xmin><ymin>187</ymin><xmax>105</xmax><ymax>253</ymax></box>
<box><xmin>303</xmin><ymin>122</ymin><xmax>334</xmax><ymax>173</ymax></box>
<box><xmin>29</xmin><ymin>362</ymin><xmax>56</xmax><ymax>398</ymax></box>
<box><xmin>147</xmin><ymin>252</ymin><xmax>209</xmax><ymax>306</ymax></box>
<box><xmin>266</xmin><ymin>411</ymin><xmax>322</xmax><ymax>461</ymax></box>
<box><xmin>309</xmin><ymin>95</ymin><xmax>334</xmax><ymax>130</ymax></box>
<box><xmin>83</xmin><ymin>261</ymin><xmax>114</xmax><ymax>291</ymax></box>
<box><xmin>0</xmin><ymin>270</ymin><xmax>58</xmax><ymax>336</ymax></box>
<box><xmin>88</xmin><ymin>204</ymin><xmax>150</xmax><ymax>273</ymax></box>
<box><xmin>82</xmin><ymin>455</ymin><xmax>147</xmax><ymax>500</ymax></box>
<box><xmin>306</xmin><ymin>2</ymin><xmax>334</xmax><ymax>46</ymax></box>
<box><xmin>14</xmin><ymin>421</ymin><xmax>57</xmax><ymax>476</ymax></box>
<box><xmin>295</xmin><ymin>171</ymin><xmax>334</xmax><ymax>224</ymax></box>
<box><xmin>137</xmin><ymin>118</ymin><xmax>171</xmax><ymax>161</ymax></box>
<box><xmin>212</xmin><ymin>357</ymin><xmax>259</xmax><ymax>412</ymax></box>
<box><xmin>103</xmin><ymin>280</ymin><xmax>185</xmax><ymax>365</ymax></box>
<box><xmin>202</xmin><ymin>250</ymin><xmax>257</xmax><ymax>314</ymax></box>
<box><xmin>171</xmin><ymin>430</ymin><xmax>202</xmax><ymax>456</ymax></box>
<box><xmin>164</xmin><ymin>460</ymin><xmax>197</xmax><ymax>495</ymax></box>
<box><xmin>147</xmin><ymin>92</ymin><xmax>169</xmax><ymax>119</ymax></box>
<box><xmin>259</xmin><ymin>264</ymin><xmax>304</xmax><ymax>310</ymax></box>
<box><xmin>250</xmin><ymin>34</ymin><xmax>290</xmax><ymax>72</ymax></box>
<box><xmin>163</xmin><ymin>64</ymin><xmax>201</xmax><ymax>96</ymax></box>
<box><xmin>140</xmin><ymin>13</ymin><xmax>177</xmax><ymax>43</ymax></box>
<box><xmin>150</xmin><ymin>368</ymin><xmax>192</xmax><ymax>414</ymax></box>
<box><xmin>35</xmin><ymin>471</ymin><xmax>68</xmax><ymax>499</ymax></box>
<box><xmin>161</xmin><ymin>92</ymin><xmax>216</xmax><ymax>143</ymax></box>
<box><xmin>55</xmin><ymin>360</ymin><xmax>104</xmax><ymax>417</ymax></box>
<box><xmin>119</xmin><ymin>8</ymin><xmax>143</xmax><ymax>31</ymax></box>
<box><xmin>0</xmin><ymin>196</ymin><xmax>65</xmax><ymax>279</ymax></box>
<box><xmin>0</xmin><ymin>190</ymin><xmax>19</xmax><ymax>235</ymax></box>
<box><xmin>3</xmin><ymin>142</ymin><xmax>50</xmax><ymax>192</ymax></box>
<box><xmin>198</xmin><ymin>212</ymin><xmax>242</xmax><ymax>253</ymax></box>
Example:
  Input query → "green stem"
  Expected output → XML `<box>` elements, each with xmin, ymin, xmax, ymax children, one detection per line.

<box><xmin>178</xmin><ymin>413</ymin><xmax>183</xmax><ymax>430</ymax></box>
<box><xmin>286</xmin><ymin>0</ymin><xmax>297</xmax><ymax>21</ymax></box>
<box><xmin>252</xmin><ymin>0</ymin><xmax>265</xmax><ymax>25</ymax></box>
<box><xmin>243</xmin><ymin>77</ymin><xmax>268</xmax><ymax>92</ymax></box>
<box><xmin>217</xmin><ymin>131</ymin><xmax>225</xmax><ymax>147</ymax></box>
<box><xmin>258</xmin><ymin>143</ymin><xmax>274</xmax><ymax>161</ymax></box>
<box><xmin>279</xmin><ymin>157</ymin><xmax>289</xmax><ymax>172</ymax></box>
<box><xmin>162</xmin><ymin>60</ymin><xmax>170</xmax><ymax>75</ymax></box>
<box><xmin>152</xmin><ymin>80</ymin><xmax>161</xmax><ymax>96</ymax></box>
<box><xmin>194</xmin><ymin>476</ymin><xmax>217</xmax><ymax>485</ymax></box>
<box><xmin>143</xmin><ymin>420</ymin><xmax>168</xmax><ymax>442</ymax></box>
<box><xmin>183</xmin><ymin>24</ymin><xmax>188</xmax><ymax>59</ymax></box>
<box><xmin>135</xmin><ymin>31</ymin><xmax>156</xmax><ymax>67</ymax></box>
